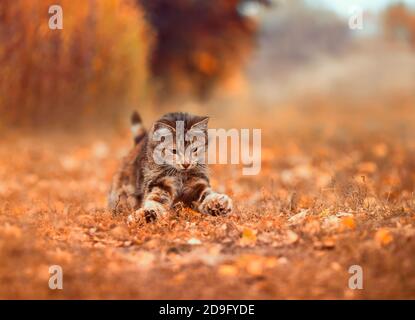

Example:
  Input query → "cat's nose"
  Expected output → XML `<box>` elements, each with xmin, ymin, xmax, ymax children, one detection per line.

<box><xmin>182</xmin><ymin>163</ymin><xmax>190</xmax><ymax>169</ymax></box>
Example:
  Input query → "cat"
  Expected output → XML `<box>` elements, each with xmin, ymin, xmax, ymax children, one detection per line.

<box><xmin>108</xmin><ymin>111</ymin><xmax>232</xmax><ymax>222</ymax></box>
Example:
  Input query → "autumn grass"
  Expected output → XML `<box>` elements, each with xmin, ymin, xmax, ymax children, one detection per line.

<box><xmin>0</xmin><ymin>103</ymin><xmax>414</xmax><ymax>299</ymax></box>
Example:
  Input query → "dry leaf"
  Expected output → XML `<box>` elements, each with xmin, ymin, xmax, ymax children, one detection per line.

<box><xmin>218</xmin><ymin>264</ymin><xmax>238</xmax><ymax>277</ymax></box>
<box><xmin>245</xmin><ymin>259</ymin><xmax>264</xmax><ymax>276</ymax></box>
<box><xmin>322</xmin><ymin>216</ymin><xmax>341</xmax><ymax>231</ymax></box>
<box><xmin>76</xmin><ymin>214</ymin><xmax>94</xmax><ymax>227</ymax></box>
<box><xmin>314</xmin><ymin>237</ymin><xmax>336</xmax><ymax>250</ymax></box>
<box><xmin>126</xmin><ymin>251</ymin><xmax>155</xmax><ymax>269</ymax></box>
<box><xmin>358</xmin><ymin>162</ymin><xmax>377</xmax><ymax>174</ymax></box>
<box><xmin>0</xmin><ymin>224</ymin><xmax>22</xmax><ymax>239</ymax></box>
<box><xmin>319</xmin><ymin>208</ymin><xmax>331</xmax><ymax>217</ymax></box>
<box><xmin>285</xmin><ymin>230</ymin><xmax>299</xmax><ymax>244</ymax></box>
<box><xmin>375</xmin><ymin>229</ymin><xmax>393</xmax><ymax>246</ymax></box>
<box><xmin>239</xmin><ymin>227</ymin><xmax>257</xmax><ymax>246</ymax></box>
<box><xmin>110</xmin><ymin>225</ymin><xmax>129</xmax><ymax>240</ymax></box>
<box><xmin>304</xmin><ymin>219</ymin><xmax>321</xmax><ymax>235</ymax></box>
<box><xmin>323</xmin><ymin>238</ymin><xmax>336</xmax><ymax>249</ymax></box>
<box><xmin>235</xmin><ymin>254</ymin><xmax>278</xmax><ymax>276</ymax></box>
<box><xmin>288</xmin><ymin>209</ymin><xmax>309</xmax><ymax>225</ymax></box>
<box><xmin>372</xmin><ymin>143</ymin><xmax>388</xmax><ymax>158</ymax></box>
<box><xmin>341</xmin><ymin>216</ymin><xmax>356</xmax><ymax>230</ymax></box>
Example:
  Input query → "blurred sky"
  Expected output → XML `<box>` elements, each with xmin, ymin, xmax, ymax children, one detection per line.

<box><xmin>304</xmin><ymin>0</ymin><xmax>415</xmax><ymax>16</ymax></box>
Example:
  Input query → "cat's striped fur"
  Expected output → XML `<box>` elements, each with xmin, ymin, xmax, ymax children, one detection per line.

<box><xmin>108</xmin><ymin>112</ymin><xmax>232</xmax><ymax>222</ymax></box>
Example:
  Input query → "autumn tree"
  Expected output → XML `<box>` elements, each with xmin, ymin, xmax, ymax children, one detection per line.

<box><xmin>0</xmin><ymin>0</ymin><xmax>150</xmax><ymax>128</ymax></box>
<box><xmin>383</xmin><ymin>3</ymin><xmax>415</xmax><ymax>48</ymax></box>
<box><xmin>138</xmin><ymin>0</ymin><xmax>270</xmax><ymax>101</ymax></box>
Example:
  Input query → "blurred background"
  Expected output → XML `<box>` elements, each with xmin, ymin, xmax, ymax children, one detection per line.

<box><xmin>1</xmin><ymin>0</ymin><xmax>415</xmax><ymax>130</ymax></box>
<box><xmin>1</xmin><ymin>1</ymin><xmax>415</xmax><ymax>299</ymax></box>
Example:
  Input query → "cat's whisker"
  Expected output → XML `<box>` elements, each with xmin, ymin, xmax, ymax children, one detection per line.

<box><xmin>109</xmin><ymin>112</ymin><xmax>232</xmax><ymax>223</ymax></box>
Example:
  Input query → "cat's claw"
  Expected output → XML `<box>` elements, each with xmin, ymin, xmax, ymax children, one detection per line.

<box><xmin>199</xmin><ymin>193</ymin><xmax>233</xmax><ymax>216</ymax></box>
<box><xmin>128</xmin><ymin>201</ymin><xmax>167</xmax><ymax>223</ymax></box>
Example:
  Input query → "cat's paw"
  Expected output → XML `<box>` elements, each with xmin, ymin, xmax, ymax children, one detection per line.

<box><xmin>128</xmin><ymin>201</ymin><xmax>167</xmax><ymax>223</ymax></box>
<box><xmin>199</xmin><ymin>193</ymin><xmax>233</xmax><ymax>216</ymax></box>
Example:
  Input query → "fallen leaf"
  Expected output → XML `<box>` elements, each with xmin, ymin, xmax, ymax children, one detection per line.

<box><xmin>357</xmin><ymin>161</ymin><xmax>377</xmax><ymax>174</ymax></box>
<box><xmin>126</xmin><ymin>251</ymin><xmax>155</xmax><ymax>269</ymax></box>
<box><xmin>314</xmin><ymin>237</ymin><xmax>336</xmax><ymax>250</ymax></box>
<box><xmin>239</xmin><ymin>227</ymin><xmax>257</xmax><ymax>246</ymax></box>
<box><xmin>372</xmin><ymin>143</ymin><xmax>388</xmax><ymax>158</ymax></box>
<box><xmin>172</xmin><ymin>273</ymin><xmax>186</xmax><ymax>284</ymax></box>
<box><xmin>235</xmin><ymin>254</ymin><xmax>278</xmax><ymax>276</ymax></box>
<box><xmin>304</xmin><ymin>219</ymin><xmax>321</xmax><ymax>235</ymax></box>
<box><xmin>322</xmin><ymin>216</ymin><xmax>340</xmax><ymax>231</ymax></box>
<box><xmin>181</xmin><ymin>207</ymin><xmax>199</xmax><ymax>216</ymax></box>
<box><xmin>245</xmin><ymin>259</ymin><xmax>264</xmax><ymax>276</ymax></box>
<box><xmin>330</xmin><ymin>262</ymin><xmax>341</xmax><ymax>271</ymax></box>
<box><xmin>319</xmin><ymin>208</ymin><xmax>331</xmax><ymax>217</ymax></box>
<box><xmin>323</xmin><ymin>238</ymin><xmax>336</xmax><ymax>249</ymax></box>
<box><xmin>341</xmin><ymin>216</ymin><xmax>356</xmax><ymax>230</ymax></box>
<box><xmin>336</xmin><ymin>212</ymin><xmax>353</xmax><ymax>218</ymax></box>
<box><xmin>375</xmin><ymin>229</ymin><xmax>393</xmax><ymax>246</ymax></box>
<box><xmin>92</xmin><ymin>141</ymin><xmax>109</xmax><ymax>159</ymax></box>
<box><xmin>60</xmin><ymin>155</ymin><xmax>80</xmax><ymax>171</ymax></box>
<box><xmin>218</xmin><ymin>264</ymin><xmax>238</xmax><ymax>277</ymax></box>
<box><xmin>0</xmin><ymin>224</ymin><xmax>22</xmax><ymax>239</ymax></box>
<box><xmin>285</xmin><ymin>230</ymin><xmax>299</xmax><ymax>244</ymax></box>
<box><xmin>76</xmin><ymin>214</ymin><xmax>94</xmax><ymax>227</ymax></box>
<box><xmin>50</xmin><ymin>248</ymin><xmax>72</xmax><ymax>263</ymax></box>
<box><xmin>288</xmin><ymin>209</ymin><xmax>309</xmax><ymax>225</ymax></box>
<box><xmin>123</xmin><ymin>240</ymin><xmax>132</xmax><ymax>247</ymax></box>
<box><xmin>110</xmin><ymin>225</ymin><xmax>129</xmax><ymax>240</ymax></box>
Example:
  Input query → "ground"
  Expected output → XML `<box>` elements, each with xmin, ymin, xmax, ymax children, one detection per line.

<box><xmin>0</xmin><ymin>105</ymin><xmax>414</xmax><ymax>299</ymax></box>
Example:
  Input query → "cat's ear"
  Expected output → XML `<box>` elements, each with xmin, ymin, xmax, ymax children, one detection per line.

<box><xmin>191</xmin><ymin>116</ymin><xmax>209</xmax><ymax>131</ymax></box>
<box><xmin>152</xmin><ymin>120</ymin><xmax>176</xmax><ymax>133</ymax></box>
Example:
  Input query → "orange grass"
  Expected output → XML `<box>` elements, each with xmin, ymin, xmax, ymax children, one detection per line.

<box><xmin>0</xmin><ymin>103</ymin><xmax>414</xmax><ymax>299</ymax></box>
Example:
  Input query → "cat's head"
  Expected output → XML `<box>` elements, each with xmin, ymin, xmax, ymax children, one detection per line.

<box><xmin>148</xmin><ymin>112</ymin><xmax>209</xmax><ymax>171</ymax></box>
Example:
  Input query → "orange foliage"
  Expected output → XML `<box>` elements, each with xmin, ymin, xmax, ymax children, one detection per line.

<box><xmin>138</xmin><ymin>0</ymin><xmax>267</xmax><ymax>100</ymax></box>
<box><xmin>0</xmin><ymin>0</ymin><xmax>150</xmax><ymax>128</ymax></box>
<box><xmin>384</xmin><ymin>4</ymin><xmax>415</xmax><ymax>47</ymax></box>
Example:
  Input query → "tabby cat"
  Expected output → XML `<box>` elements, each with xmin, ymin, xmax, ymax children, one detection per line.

<box><xmin>108</xmin><ymin>112</ymin><xmax>232</xmax><ymax>222</ymax></box>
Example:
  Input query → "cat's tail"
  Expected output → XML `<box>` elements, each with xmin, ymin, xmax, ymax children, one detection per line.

<box><xmin>131</xmin><ymin>111</ymin><xmax>146</xmax><ymax>145</ymax></box>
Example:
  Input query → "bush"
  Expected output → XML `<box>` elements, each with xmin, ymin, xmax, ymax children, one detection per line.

<box><xmin>138</xmin><ymin>0</ymin><xmax>266</xmax><ymax>101</ymax></box>
<box><xmin>0</xmin><ymin>0</ymin><xmax>150</xmax><ymax>128</ymax></box>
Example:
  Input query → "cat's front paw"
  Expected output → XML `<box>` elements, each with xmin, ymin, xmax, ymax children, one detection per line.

<box><xmin>199</xmin><ymin>193</ymin><xmax>233</xmax><ymax>216</ymax></box>
<box><xmin>128</xmin><ymin>201</ymin><xmax>167</xmax><ymax>223</ymax></box>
